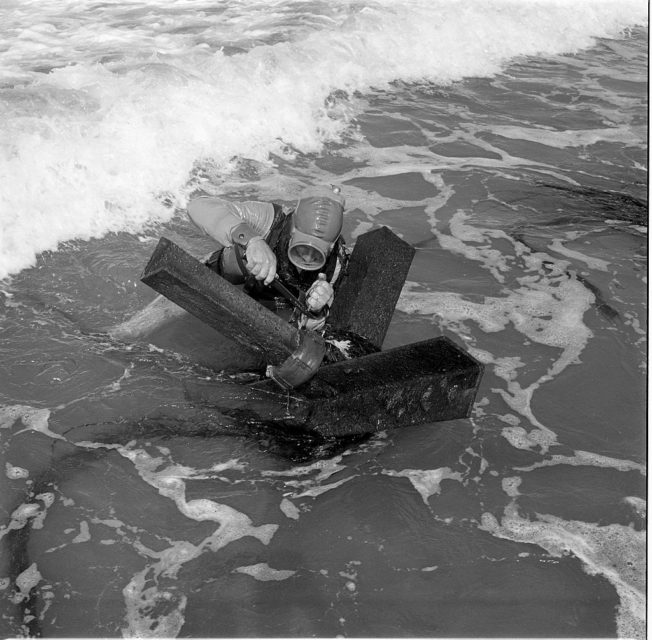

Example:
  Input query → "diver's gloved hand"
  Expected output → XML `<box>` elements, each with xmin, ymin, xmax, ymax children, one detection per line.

<box><xmin>245</xmin><ymin>238</ymin><xmax>277</xmax><ymax>285</ymax></box>
<box><xmin>306</xmin><ymin>274</ymin><xmax>334</xmax><ymax>312</ymax></box>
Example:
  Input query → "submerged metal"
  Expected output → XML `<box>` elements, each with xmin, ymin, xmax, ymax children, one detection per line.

<box><xmin>141</xmin><ymin>232</ymin><xmax>483</xmax><ymax>437</ymax></box>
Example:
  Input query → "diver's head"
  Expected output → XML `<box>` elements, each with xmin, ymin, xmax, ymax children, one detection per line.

<box><xmin>288</xmin><ymin>185</ymin><xmax>345</xmax><ymax>271</ymax></box>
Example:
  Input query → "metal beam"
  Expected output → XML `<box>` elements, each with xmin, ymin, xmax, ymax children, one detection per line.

<box><xmin>141</xmin><ymin>236</ymin><xmax>484</xmax><ymax>438</ymax></box>
<box><xmin>328</xmin><ymin>227</ymin><xmax>415</xmax><ymax>349</ymax></box>
<box><xmin>141</xmin><ymin>238</ymin><xmax>298</xmax><ymax>365</ymax></box>
<box><xmin>301</xmin><ymin>337</ymin><xmax>483</xmax><ymax>437</ymax></box>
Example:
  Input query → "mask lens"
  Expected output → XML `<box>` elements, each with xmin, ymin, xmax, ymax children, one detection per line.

<box><xmin>288</xmin><ymin>244</ymin><xmax>325</xmax><ymax>270</ymax></box>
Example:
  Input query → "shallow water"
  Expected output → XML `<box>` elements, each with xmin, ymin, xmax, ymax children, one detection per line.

<box><xmin>0</xmin><ymin>1</ymin><xmax>648</xmax><ymax>638</ymax></box>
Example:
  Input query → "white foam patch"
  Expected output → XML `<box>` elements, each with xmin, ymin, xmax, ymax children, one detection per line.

<box><xmin>0</xmin><ymin>405</ymin><xmax>29</xmax><ymax>429</ymax></box>
<box><xmin>548</xmin><ymin>239</ymin><xmax>611</xmax><ymax>272</ymax></box>
<box><xmin>382</xmin><ymin>467</ymin><xmax>463</xmax><ymax>504</ymax></box>
<box><xmin>38</xmin><ymin>589</ymin><xmax>56</xmax><ymax>623</ymax></box>
<box><xmin>1</xmin><ymin>405</ymin><xmax>61</xmax><ymax>441</ymax></box>
<box><xmin>2</xmin><ymin>405</ymin><xmax>65</xmax><ymax>441</ymax></box>
<box><xmin>108</xmin><ymin>363</ymin><xmax>134</xmax><ymax>392</ymax></box>
<box><xmin>91</xmin><ymin>516</ymin><xmax>126</xmax><ymax>530</ymax></box>
<box><xmin>623</xmin><ymin>311</ymin><xmax>647</xmax><ymax>342</ymax></box>
<box><xmin>338</xmin><ymin>560</ymin><xmax>361</xmax><ymax>596</ymax></box>
<box><xmin>397</xmin><ymin>200</ymin><xmax>596</xmax><ymax>443</ymax></box>
<box><xmin>122</xmin><ymin>501</ymin><xmax>282</xmax><ymax>637</ymax></box>
<box><xmin>280</xmin><ymin>498</ymin><xmax>301</xmax><ymax>520</ymax></box>
<box><xmin>433</xmin><ymin>210</ymin><xmax>516</xmax><ymax>283</ymax></box>
<box><xmin>234</xmin><ymin>563</ymin><xmax>296</xmax><ymax>582</ymax></box>
<box><xmin>399</xmin><ymin>273</ymin><xmax>593</xmax><ymax>371</ymax></box>
<box><xmin>623</xmin><ymin>497</ymin><xmax>646</xmax><ymax>518</ymax></box>
<box><xmin>0</xmin><ymin>407</ymin><xmax>303</xmax><ymax>635</ymax></box>
<box><xmin>263</xmin><ymin>455</ymin><xmax>357</xmax><ymax>501</ymax></box>
<box><xmin>501</xmin><ymin>426</ymin><xmax>557</xmax><ymax>453</ymax></box>
<box><xmin>209</xmin><ymin>459</ymin><xmax>247</xmax><ymax>473</ymax></box>
<box><xmin>113</xmin><ymin>449</ymin><xmax>278</xmax><ymax>636</ymax></box>
<box><xmin>31</xmin><ymin>492</ymin><xmax>55</xmax><ymax>529</ymax></box>
<box><xmin>0</xmin><ymin>502</ymin><xmax>46</xmax><ymax>541</ymax></box>
<box><xmin>459</xmin><ymin>446</ymin><xmax>490</xmax><ymax>480</ymax></box>
<box><xmin>514</xmin><ymin>449</ymin><xmax>646</xmax><ymax>475</ymax></box>
<box><xmin>497</xmin><ymin>413</ymin><xmax>521</xmax><ymax>427</ymax></box>
<box><xmin>121</xmin><ymin>463</ymin><xmax>275</xmax><ymax>628</ymax></box>
<box><xmin>5</xmin><ymin>463</ymin><xmax>29</xmax><ymax>479</ymax></box>
<box><xmin>480</xmin><ymin>504</ymin><xmax>646</xmax><ymax>640</ymax></box>
<box><xmin>105</xmin><ymin>447</ymin><xmax>279</xmax><ymax>543</ymax></box>
<box><xmin>36</xmin><ymin>492</ymin><xmax>55</xmax><ymax>508</ymax></box>
<box><xmin>488</xmin><ymin>124</ymin><xmax>643</xmax><ymax>149</ymax></box>
<box><xmin>122</xmin><ymin>570</ymin><xmax>187</xmax><ymax>638</ymax></box>
<box><xmin>71</xmin><ymin>520</ymin><xmax>91</xmax><ymax>543</ymax></box>
<box><xmin>262</xmin><ymin>456</ymin><xmax>346</xmax><ymax>482</ymax></box>
<box><xmin>1</xmin><ymin>412</ymin><xmax>290</xmax><ymax>637</ymax></box>
<box><xmin>502</xmin><ymin>477</ymin><xmax>522</xmax><ymax>498</ymax></box>
<box><xmin>27</xmin><ymin>433</ymin><xmax>279</xmax><ymax>635</ymax></box>
<box><xmin>293</xmin><ymin>477</ymin><xmax>355</xmax><ymax>499</ymax></box>
<box><xmin>11</xmin><ymin>563</ymin><xmax>42</xmax><ymax>605</ymax></box>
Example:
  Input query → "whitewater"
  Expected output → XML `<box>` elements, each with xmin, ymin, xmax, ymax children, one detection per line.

<box><xmin>0</xmin><ymin>0</ymin><xmax>647</xmax><ymax>280</ymax></box>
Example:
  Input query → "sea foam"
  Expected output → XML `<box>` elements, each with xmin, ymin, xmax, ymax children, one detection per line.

<box><xmin>0</xmin><ymin>0</ymin><xmax>647</xmax><ymax>279</ymax></box>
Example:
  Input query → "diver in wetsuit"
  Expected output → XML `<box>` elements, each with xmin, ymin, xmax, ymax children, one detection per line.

<box><xmin>187</xmin><ymin>185</ymin><xmax>348</xmax><ymax>332</ymax></box>
<box><xmin>109</xmin><ymin>184</ymin><xmax>374</xmax><ymax>376</ymax></box>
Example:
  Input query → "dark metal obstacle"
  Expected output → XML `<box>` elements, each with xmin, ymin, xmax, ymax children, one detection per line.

<box><xmin>141</xmin><ymin>228</ymin><xmax>483</xmax><ymax>437</ymax></box>
<box><xmin>328</xmin><ymin>226</ymin><xmax>415</xmax><ymax>349</ymax></box>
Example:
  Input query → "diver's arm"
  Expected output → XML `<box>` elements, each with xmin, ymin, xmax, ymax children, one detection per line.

<box><xmin>187</xmin><ymin>197</ymin><xmax>277</xmax><ymax>283</ymax></box>
<box><xmin>187</xmin><ymin>197</ymin><xmax>275</xmax><ymax>246</ymax></box>
<box><xmin>110</xmin><ymin>198</ymin><xmax>276</xmax><ymax>342</ymax></box>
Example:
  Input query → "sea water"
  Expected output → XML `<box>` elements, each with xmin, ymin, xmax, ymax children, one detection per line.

<box><xmin>0</xmin><ymin>1</ymin><xmax>647</xmax><ymax>637</ymax></box>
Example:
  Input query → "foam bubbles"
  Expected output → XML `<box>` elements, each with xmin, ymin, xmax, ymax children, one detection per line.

<box><xmin>103</xmin><ymin>445</ymin><xmax>280</xmax><ymax>634</ymax></box>
<box><xmin>502</xmin><ymin>476</ymin><xmax>522</xmax><ymax>497</ymax></box>
<box><xmin>481</xmin><ymin>503</ymin><xmax>646</xmax><ymax>639</ymax></box>
<box><xmin>501</xmin><ymin>426</ymin><xmax>557</xmax><ymax>453</ymax></box>
<box><xmin>382</xmin><ymin>467</ymin><xmax>463</xmax><ymax>505</ymax></box>
<box><xmin>1</xmin><ymin>404</ymin><xmax>63</xmax><ymax>441</ymax></box>
<box><xmin>5</xmin><ymin>463</ymin><xmax>29</xmax><ymax>479</ymax></box>
<box><xmin>293</xmin><ymin>477</ymin><xmax>355</xmax><ymax>499</ymax></box>
<box><xmin>0</xmin><ymin>503</ymin><xmax>41</xmax><ymax>541</ymax></box>
<box><xmin>547</xmin><ymin>238</ymin><xmax>611</xmax><ymax>271</ymax></box>
<box><xmin>122</xmin><ymin>571</ymin><xmax>187</xmax><ymax>638</ymax></box>
<box><xmin>397</xmin><ymin>200</ymin><xmax>595</xmax><ymax>439</ymax></box>
<box><xmin>280</xmin><ymin>498</ymin><xmax>301</xmax><ymax>520</ymax></box>
<box><xmin>11</xmin><ymin>563</ymin><xmax>42</xmax><ymax>605</ymax></box>
<box><xmin>71</xmin><ymin>520</ymin><xmax>91</xmax><ymax>544</ymax></box>
<box><xmin>514</xmin><ymin>450</ymin><xmax>646</xmax><ymax>475</ymax></box>
<box><xmin>234</xmin><ymin>563</ymin><xmax>296</xmax><ymax>581</ymax></box>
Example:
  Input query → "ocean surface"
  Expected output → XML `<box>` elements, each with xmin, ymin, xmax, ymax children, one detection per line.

<box><xmin>0</xmin><ymin>0</ymin><xmax>647</xmax><ymax>637</ymax></box>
